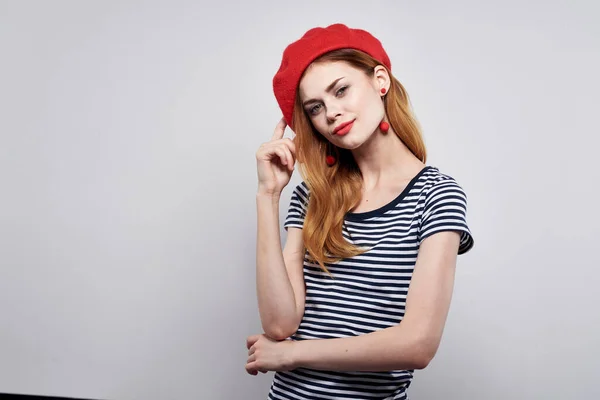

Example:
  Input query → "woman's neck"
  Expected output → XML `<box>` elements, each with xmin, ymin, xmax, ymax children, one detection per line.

<box><xmin>351</xmin><ymin>129</ymin><xmax>425</xmax><ymax>191</ymax></box>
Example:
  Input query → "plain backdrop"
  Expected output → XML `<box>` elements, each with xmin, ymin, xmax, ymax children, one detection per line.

<box><xmin>1</xmin><ymin>1</ymin><xmax>599</xmax><ymax>399</ymax></box>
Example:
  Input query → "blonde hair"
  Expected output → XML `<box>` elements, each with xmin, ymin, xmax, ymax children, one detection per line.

<box><xmin>291</xmin><ymin>49</ymin><xmax>427</xmax><ymax>275</ymax></box>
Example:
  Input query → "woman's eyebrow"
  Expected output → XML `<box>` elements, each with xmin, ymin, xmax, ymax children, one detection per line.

<box><xmin>302</xmin><ymin>77</ymin><xmax>345</xmax><ymax>107</ymax></box>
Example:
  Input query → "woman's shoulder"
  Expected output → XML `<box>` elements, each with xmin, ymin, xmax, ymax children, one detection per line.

<box><xmin>422</xmin><ymin>165</ymin><xmax>460</xmax><ymax>183</ymax></box>
<box><xmin>288</xmin><ymin>181</ymin><xmax>310</xmax><ymax>211</ymax></box>
<box><xmin>420</xmin><ymin>165</ymin><xmax>469</xmax><ymax>200</ymax></box>
<box><xmin>290</xmin><ymin>180</ymin><xmax>310</xmax><ymax>198</ymax></box>
<box><xmin>420</xmin><ymin>165</ymin><xmax>464</xmax><ymax>186</ymax></box>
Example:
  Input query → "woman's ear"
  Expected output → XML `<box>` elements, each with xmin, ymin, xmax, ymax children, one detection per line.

<box><xmin>373</xmin><ymin>65</ymin><xmax>390</xmax><ymax>93</ymax></box>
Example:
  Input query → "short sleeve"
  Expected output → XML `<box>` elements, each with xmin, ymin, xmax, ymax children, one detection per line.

<box><xmin>283</xmin><ymin>182</ymin><xmax>309</xmax><ymax>230</ymax></box>
<box><xmin>419</xmin><ymin>179</ymin><xmax>474</xmax><ymax>255</ymax></box>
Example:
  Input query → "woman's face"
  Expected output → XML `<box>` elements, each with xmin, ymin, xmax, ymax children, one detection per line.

<box><xmin>298</xmin><ymin>61</ymin><xmax>388</xmax><ymax>150</ymax></box>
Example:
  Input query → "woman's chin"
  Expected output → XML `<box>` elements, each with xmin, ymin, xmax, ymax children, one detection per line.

<box><xmin>335</xmin><ymin>134</ymin><xmax>370</xmax><ymax>150</ymax></box>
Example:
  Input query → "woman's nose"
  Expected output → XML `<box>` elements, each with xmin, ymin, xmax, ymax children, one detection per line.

<box><xmin>326</xmin><ymin>105</ymin><xmax>343</xmax><ymax>121</ymax></box>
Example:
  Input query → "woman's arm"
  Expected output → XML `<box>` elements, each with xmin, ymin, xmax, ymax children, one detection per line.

<box><xmin>290</xmin><ymin>231</ymin><xmax>460</xmax><ymax>371</ymax></box>
<box><xmin>256</xmin><ymin>193</ymin><xmax>306</xmax><ymax>341</ymax></box>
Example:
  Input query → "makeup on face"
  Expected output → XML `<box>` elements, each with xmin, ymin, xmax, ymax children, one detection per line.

<box><xmin>333</xmin><ymin>119</ymin><xmax>355</xmax><ymax>136</ymax></box>
<box><xmin>302</xmin><ymin>76</ymin><xmax>353</xmax><ymax>117</ymax></box>
<box><xmin>302</xmin><ymin>77</ymin><xmax>345</xmax><ymax>108</ymax></box>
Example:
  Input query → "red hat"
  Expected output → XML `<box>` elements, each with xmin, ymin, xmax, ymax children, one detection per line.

<box><xmin>272</xmin><ymin>23</ymin><xmax>392</xmax><ymax>128</ymax></box>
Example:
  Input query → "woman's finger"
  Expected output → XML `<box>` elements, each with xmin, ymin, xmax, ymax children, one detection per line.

<box><xmin>245</xmin><ymin>362</ymin><xmax>258</xmax><ymax>375</ymax></box>
<box><xmin>281</xmin><ymin>138</ymin><xmax>296</xmax><ymax>156</ymax></box>
<box><xmin>278</xmin><ymin>144</ymin><xmax>294</xmax><ymax>171</ymax></box>
<box><xmin>271</xmin><ymin>140</ymin><xmax>295</xmax><ymax>170</ymax></box>
<box><xmin>273</xmin><ymin>147</ymin><xmax>288</xmax><ymax>166</ymax></box>
<box><xmin>286</xmin><ymin>147</ymin><xmax>295</xmax><ymax>171</ymax></box>
<box><xmin>246</xmin><ymin>335</ymin><xmax>259</xmax><ymax>349</ymax></box>
<box><xmin>266</xmin><ymin>137</ymin><xmax>296</xmax><ymax>156</ymax></box>
<box><xmin>271</xmin><ymin>117</ymin><xmax>287</xmax><ymax>141</ymax></box>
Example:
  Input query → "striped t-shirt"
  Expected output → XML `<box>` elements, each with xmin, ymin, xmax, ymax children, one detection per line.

<box><xmin>267</xmin><ymin>165</ymin><xmax>474</xmax><ymax>400</ymax></box>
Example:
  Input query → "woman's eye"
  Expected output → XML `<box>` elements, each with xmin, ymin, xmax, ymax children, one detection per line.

<box><xmin>336</xmin><ymin>86</ymin><xmax>348</xmax><ymax>96</ymax></box>
<box><xmin>307</xmin><ymin>87</ymin><xmax>348</xmax><ymax>116</ymax></box>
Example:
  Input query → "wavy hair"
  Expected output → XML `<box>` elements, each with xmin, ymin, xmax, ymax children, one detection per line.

<box><xmin>291</xmin><ymin>49</ymin><xmax>427</xmax><ymax>275</ymax></box>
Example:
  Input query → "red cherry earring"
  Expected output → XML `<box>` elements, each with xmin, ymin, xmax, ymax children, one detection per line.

<box><xmin>380</xmin><ymin>88</ymin><xmax>389</xmax><ymax>133</ymax></box>
<box><xmin>379</xmin><ymin>120</ymin><xmax>390</xmax><ymax>133</ymax></box>
<box><xmin>325</xmin><ymin>141</ymin><xmax>337</xmax><ymax>166</ymax></box>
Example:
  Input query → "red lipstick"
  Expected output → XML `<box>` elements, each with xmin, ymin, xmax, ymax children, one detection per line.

<box><xmin>333</xmin><ymin>119</ymin><xmax>355</xmax><ymax>136</ymax></box>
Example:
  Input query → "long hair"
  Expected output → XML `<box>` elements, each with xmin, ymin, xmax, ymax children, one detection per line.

<box><xmin>291</xmin><ymin>48</ymin><xmax>427</xmax><ymax>275</ymax></box>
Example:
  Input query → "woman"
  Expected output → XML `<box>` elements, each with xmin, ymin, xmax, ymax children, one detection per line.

<box><xmin>246</xmin><ymin>23</ymin><xmax>475</xmax><ymax>400</ymax></box>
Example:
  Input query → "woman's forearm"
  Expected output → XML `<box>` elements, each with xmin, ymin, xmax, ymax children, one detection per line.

<box><xmin>291</xmin><ymin>324</ymin><xmax>433</xmax><ymax>372</ymax></box>
<box><xmin>256</xmin><ymin>193</ymin><xmax>298</xmax><ymax>340</ymax></box>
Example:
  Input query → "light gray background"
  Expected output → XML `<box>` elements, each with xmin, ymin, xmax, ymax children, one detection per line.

<box><xmin>1</xmin><ymin>1</ymin><xmax>598</xmax><ymax>399</ymax></box>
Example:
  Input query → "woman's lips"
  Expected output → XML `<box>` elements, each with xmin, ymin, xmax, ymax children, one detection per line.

<box><xmin>334</xmin><ymin>120</ymin><xmax>355</xmax><ymax>136</ymax></box>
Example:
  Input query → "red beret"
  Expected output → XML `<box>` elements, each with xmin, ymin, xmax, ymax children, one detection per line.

<box><xmin>272</xmin><ymin>23</ymin><xmax>392</xmax><ymax>128</ymax></box>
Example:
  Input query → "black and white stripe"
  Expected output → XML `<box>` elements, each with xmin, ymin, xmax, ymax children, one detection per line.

<box><xmin>267</xmin><ymin>166</ymin><xmax>474</xmax><ymax>400</ymax></box>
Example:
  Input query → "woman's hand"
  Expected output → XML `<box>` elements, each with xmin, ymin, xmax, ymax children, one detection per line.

<box><xmin>256</xmin><ymin>118</ymin><xmax>297</xmax><ymax>196</ymax></box>
<box><xmin>245</xmin><ymin>333</ymin><xmax>297</xmax><ymax>375</ymax></box>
